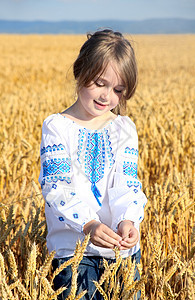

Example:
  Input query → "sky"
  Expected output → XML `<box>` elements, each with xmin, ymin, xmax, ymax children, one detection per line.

<box><xmin>0</xmin><ymin>0</ymin><xmax>194</xmax><ymax>21</ymax></box>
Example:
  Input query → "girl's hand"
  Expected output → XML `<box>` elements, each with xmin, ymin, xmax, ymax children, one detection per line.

<box><xmin>83</xmin><ymin>220</ymin><xmax>122</xmax><ymax>249</ymax></box>
<box><xmin>117</xmin><ymin>220</ymin><xmax>139</xmax><ymax>250</ymax></box>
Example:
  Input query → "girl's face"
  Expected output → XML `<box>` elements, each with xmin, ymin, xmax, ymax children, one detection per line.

<box><xmin>76</xmin><ymin>63</ymin><xmax>125</xmax><ymax>120</ymax></box>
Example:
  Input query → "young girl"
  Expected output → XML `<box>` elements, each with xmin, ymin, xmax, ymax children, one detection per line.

<box><xmin>39</xmin><ymin>29</ymin><xmax>147</xmax><ymax>299</ymax></box>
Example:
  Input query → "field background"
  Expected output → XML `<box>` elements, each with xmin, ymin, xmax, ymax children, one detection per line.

<box><xmin>0</xmin><ymin>34</ymin><xmax>194</xmax><ymax>299</ymax></box>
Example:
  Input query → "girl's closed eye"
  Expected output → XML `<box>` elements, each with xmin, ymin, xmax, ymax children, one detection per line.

<box><xmin>114</xmin><ymin>88</ymin><xmax>124</xmax><ymax>94</ymax></box>
<box><xmin>94</xmin><ymin>80</ymin><xmax>104</xmax><ymax>87</ymax></box>
<box><xmin>94</xmin><ymin>80</ymin><xmax>124</xmax><ymax>94</ymax></box>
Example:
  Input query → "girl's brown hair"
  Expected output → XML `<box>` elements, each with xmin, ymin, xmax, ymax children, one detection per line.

<box><xmin>73</xmin><ymin>29</ymin><xmax>138</xmax><ymax>115</ymax></box>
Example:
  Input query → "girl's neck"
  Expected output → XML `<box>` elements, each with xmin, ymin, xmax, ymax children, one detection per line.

<box><xmin>61</xmin><ymin>102</ymin><xmax>117</xmax><ymax>130</ymax></box>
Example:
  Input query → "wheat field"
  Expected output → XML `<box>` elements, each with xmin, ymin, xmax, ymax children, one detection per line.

<box><xmin>0</xmin><ymin>34</ymin><xmax>194</xmax><ymax>299</ymax></box>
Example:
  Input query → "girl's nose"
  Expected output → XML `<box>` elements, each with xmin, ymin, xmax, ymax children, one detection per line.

<box><xmin>101</xmin><ymin>87</ymin><xmax>112</xmax><ymax>100</ymax></box>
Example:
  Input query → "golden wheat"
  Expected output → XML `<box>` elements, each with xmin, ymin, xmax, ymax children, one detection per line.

<box><xmin>0</xmin><ymin>34</ymin><xmax>194</xmax><ymax>299</ymax></box>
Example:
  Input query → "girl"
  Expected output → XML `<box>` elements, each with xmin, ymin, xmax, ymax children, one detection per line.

<box><xmin>39</xmin><ymin>29</ymin><xmax>147</xmax><ymax>299</ymax></box>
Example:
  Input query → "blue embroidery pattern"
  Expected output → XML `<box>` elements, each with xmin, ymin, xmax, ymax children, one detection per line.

<box><xmin>77</xmin><ymin>129</ymin><xmax>114</xmax><ymax>206</ymax></box>
<box><xmin>127</xmin><ymin>180</ymin><xmax>142</xmax><ymax>189</ymax></box>
<box><xmin>59</xmin><ymin>216</ymin><xmax>64</xmax><ymax>221</ymax></box>
<box><xmin>42</xmin><ymin>157</ymin><xmax>71</xmax><ymax>185</ymax></box>
<box><xmin>43</xmin><ymin>176</ymin><xmax>71</xmax><ymax>184</ymax></box>
<box><xmin>127</xmin><ymin>180</ymin><xmax>141</xmax><ymax>193</ymax></box>
<box><xmin>73</xmin><ymin>213</ymin><xmax>78</xmax><ymax>219</ymax></box>
<box><xmin>124</xmin><ymin>147</ymin><xmax>138</xmax><ymax>157</ymax></box>
<box><xmin>41</xmin><ymin>179</ymin><xmax>45</xmax><ymax>189</ymax></box>
<box><xmin>104</xmin><ymin>129</ymin><xmax>115</xmax><ymax>167</ymax></box>
<box><xmin>60</xmin><ymin>200</ymin><xmax>65</xmax><ymax>206</ymax></box>
<box><xmin>43</xmin><ymin>158</ymin><xmax>71</xmax><ymax>176</ymax></box>
<box><xmin>41</xmin><ymin>144</ymin><xmax>66</xmax><ymax>156</ymax></box>
<box><xmin>123</xmin><ymin>161</ymin><xmax>137</xmax><ymax>178</ymax></box>
<box><xmin>77</xmin><ymin>130</ymin><xmax>85</xmax><ymax>164</ymax></box>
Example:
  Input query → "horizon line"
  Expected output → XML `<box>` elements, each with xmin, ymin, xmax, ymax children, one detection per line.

<box><xmin>0</xmin><ymin>17</ymin><xmax>195</xmax><ymax>23</ymax></box>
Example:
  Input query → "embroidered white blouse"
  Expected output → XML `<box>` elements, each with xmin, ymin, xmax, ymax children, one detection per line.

<box><xmin>39</xmin><ymin>113</ymin><xmax>147</xmax><ymax>259</ymax></box>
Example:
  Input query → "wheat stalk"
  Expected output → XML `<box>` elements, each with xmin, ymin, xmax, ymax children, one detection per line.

<box><xmin>94</xmin><ymin>281</ymin><xmax>109</xmax><ymax>300</ymax></box>
<box><xmin>51</xmin><ymin>256</ymin><xmax>75</xmax><ymax>282</ymax></box>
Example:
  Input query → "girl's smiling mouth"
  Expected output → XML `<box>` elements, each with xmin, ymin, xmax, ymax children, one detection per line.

<box><xmin>94</xmin><ymin>100</ymin><xmax>108</xmax><ymax>108</ymax></box>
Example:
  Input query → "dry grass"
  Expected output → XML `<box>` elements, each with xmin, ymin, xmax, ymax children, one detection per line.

<box><xmin>0</xmin><ymin>34</ymin><xmax>194</xmax><ymax>299</ymax></box>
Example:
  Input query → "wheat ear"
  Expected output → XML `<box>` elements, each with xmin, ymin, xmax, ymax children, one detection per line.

<box><xmin>8</xmin><ymin>249</ymin><xmax>18</xmax><ymax>280</ymax></box>
<box><xmin>47</xmin><ymin>286</ymin><xmax>67</xmax><ymax>300</ymax></box>
<box><xmin>39</xmin><ymin>250</ymin><xmax>55</xmax><ymax>278</ymax></box>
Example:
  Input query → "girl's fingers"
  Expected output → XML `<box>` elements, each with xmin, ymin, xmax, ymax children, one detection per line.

<box><xmin>119</xmin><ymin>236</ymin><xmax>139</xmax><ymax>249</ymax></box>
<box><xmin>89</xmin><ymin>223</ymin><xmax>122</xmax><ymax>248</ymax></box>
<box><xmin>102</xmin><ymin>225</ymin><xmax>121</xmax><ymax>239</ymax></box>
<box><xmin>93</xmin><ymin>238</ymin><xmax>117</xmax><ymax>248</ymax></box>
<box><xmin>93</xmin><ymin>231</ymin><xmax>121</xmax><ymax>248</ymax></box>
<box><xmin>102</xmin><ymin>232</ymin><xmax>121</xmax><ymax>246</ymax></box>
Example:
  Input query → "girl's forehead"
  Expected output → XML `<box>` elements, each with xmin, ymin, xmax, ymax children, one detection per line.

<box><xmin>98</xmin><ymin>62</ymin><xmax>124</xmax><ymax>86</ymax></box>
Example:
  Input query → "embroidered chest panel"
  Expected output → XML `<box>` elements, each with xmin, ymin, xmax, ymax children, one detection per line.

<box><xmin>77</xmin><ymin>128</ymin><xmax>115</xmax><ymax>205</ymax></box>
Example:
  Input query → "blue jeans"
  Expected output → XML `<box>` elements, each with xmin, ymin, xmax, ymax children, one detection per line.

<box><xmin>52</xmin><ymin>249</ymin><xmax>141</xmax><ymax>300</ymax></box>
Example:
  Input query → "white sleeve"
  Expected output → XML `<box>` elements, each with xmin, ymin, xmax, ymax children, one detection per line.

<box><xmin>38</xmin><ymin>115</ymin><xmax>100</xmax><ymax>233</ymax></box>
<box><xmin>108</xmin><ymin>117</ymin><xmax>147</xmax><ymax>231</ymax></box>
